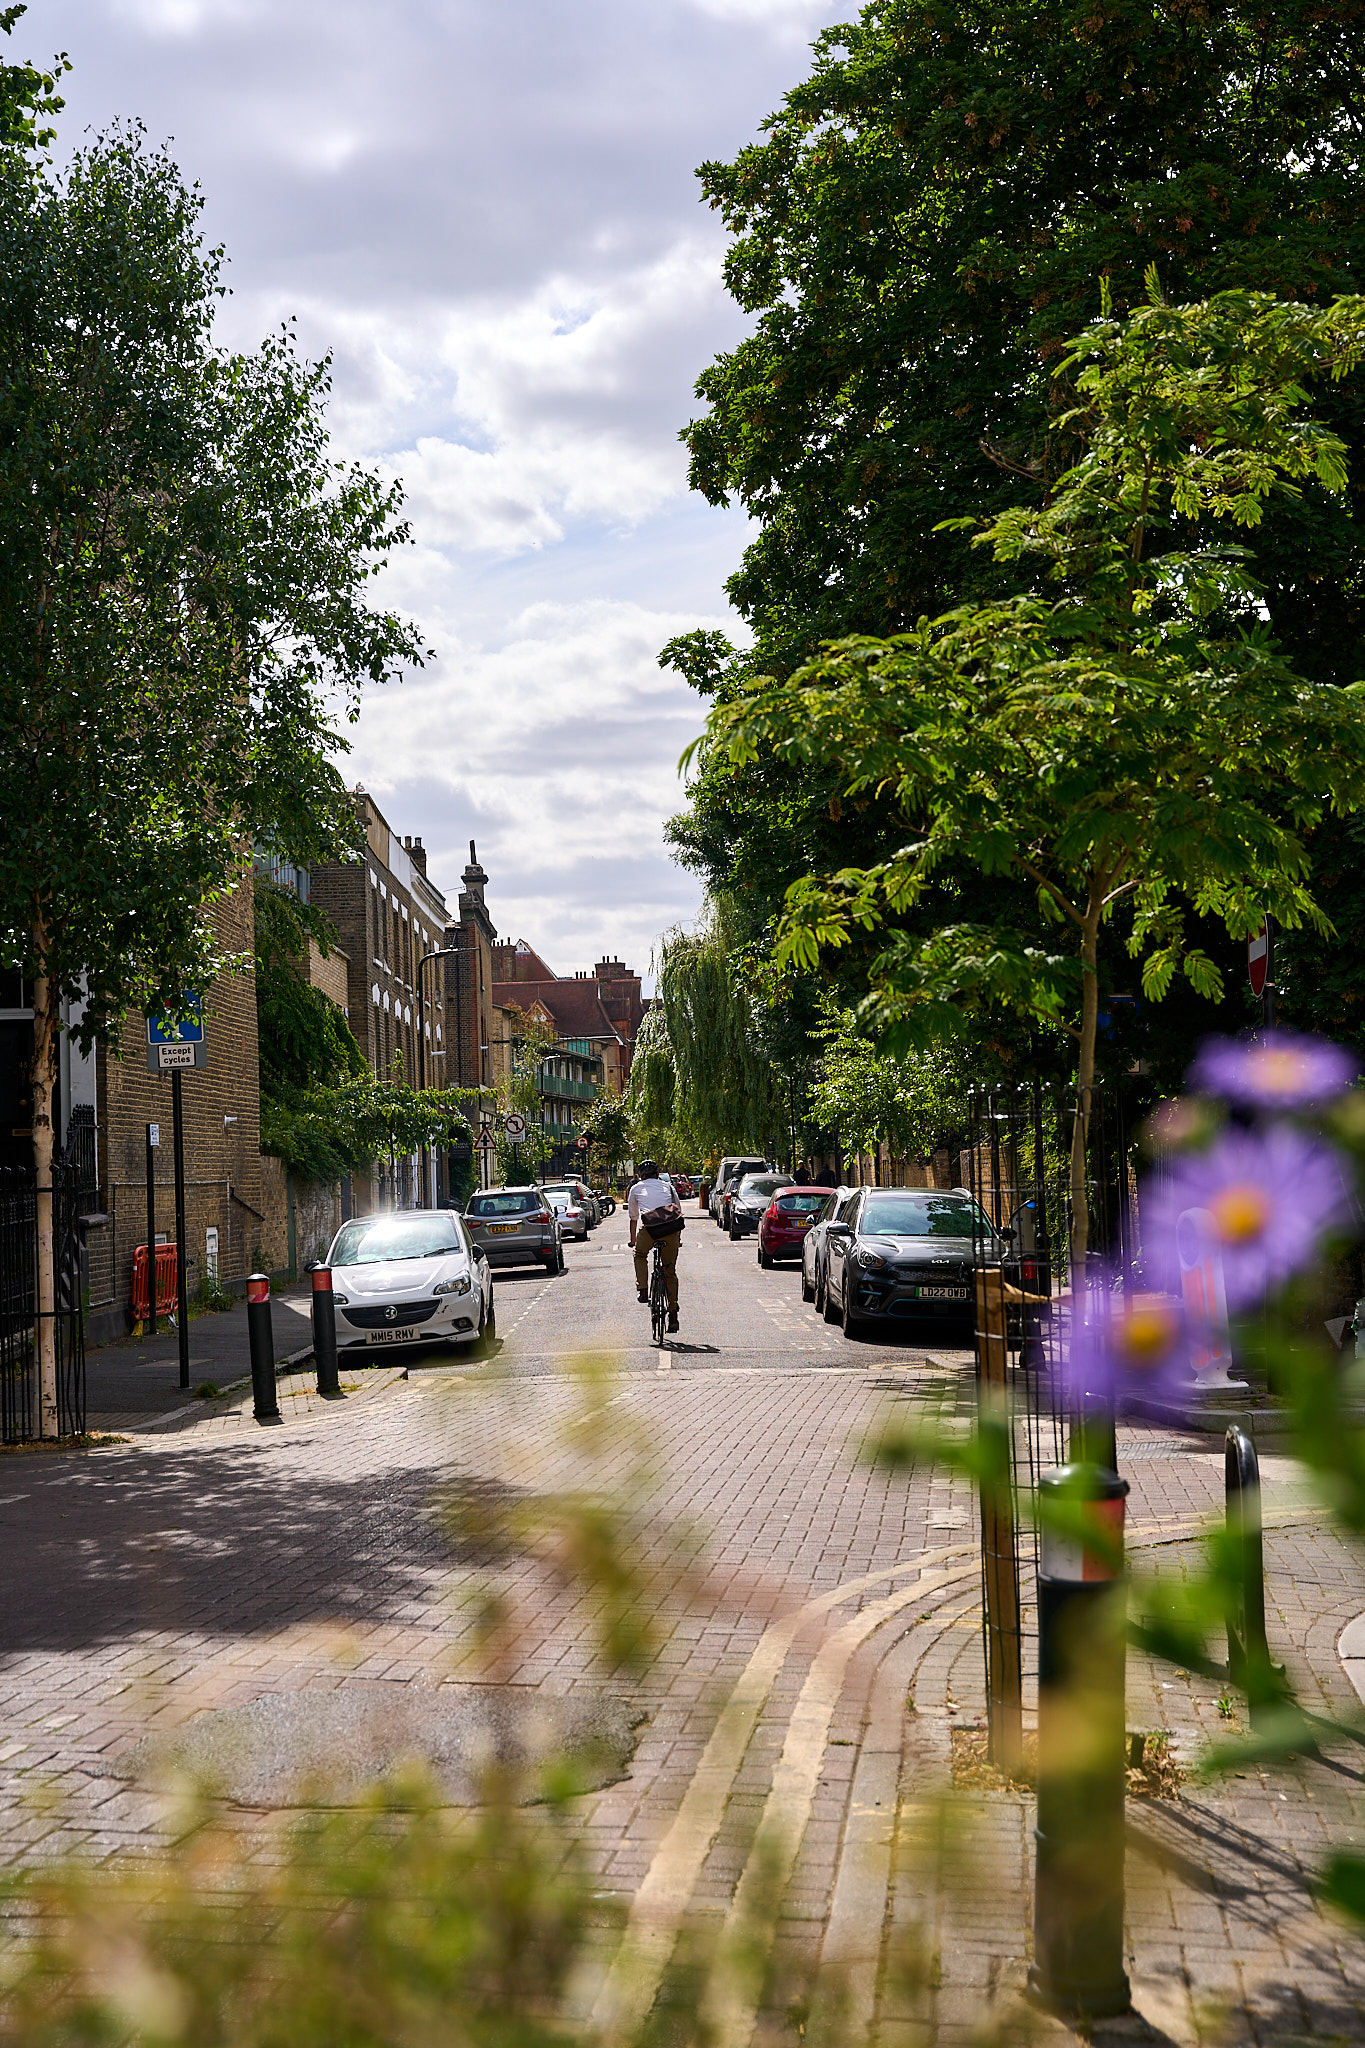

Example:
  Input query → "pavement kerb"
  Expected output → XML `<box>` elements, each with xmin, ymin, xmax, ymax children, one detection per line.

<box><xmin>1337</xmin><ymin>1610</ymin><xmax>1365</xmax><ymax>1707</ymax></box>
<box><xmin>109</xmin><ymin>1343</ymin><xmax>317</xmax><ymax>1434</ymax></box>
<box><xmin>112</xmin><ymin>1356</ymin><xmax>414</xmax><ymax>1444</ymax></box>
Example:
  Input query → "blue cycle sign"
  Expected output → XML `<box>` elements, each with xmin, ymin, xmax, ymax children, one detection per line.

<box><xmin>146</xmin><ymin>998</ymin><xmax>207</xmax><ymax>1071</ymax></box>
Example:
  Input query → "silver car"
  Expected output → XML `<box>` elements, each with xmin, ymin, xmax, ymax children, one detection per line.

<box><xmin>326</xmin><ymin>1209</ymin><xmax>495</xmax><ymax>1356</ymax></box>
<box><xmin>541</xmin><ymin>1184</ymin><xmax>589</xmax><ymax>1241</ymax></box>
<box><xmin>464</xmin><ymin>1185</ymin><xmax>564</xmax><ymax>1273</ymax></box>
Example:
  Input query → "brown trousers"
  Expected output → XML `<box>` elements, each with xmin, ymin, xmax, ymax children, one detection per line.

<box><xmin>634</xmin><ymin>1225</ymin><xmax>680</xmax><ymax>1312</ymax></box>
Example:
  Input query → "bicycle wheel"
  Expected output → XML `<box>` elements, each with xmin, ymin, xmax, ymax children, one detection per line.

<box><xmin>650</xmin><ymin>1253</ymin><xmax>668</xmax><ymax>1346</ymax></box>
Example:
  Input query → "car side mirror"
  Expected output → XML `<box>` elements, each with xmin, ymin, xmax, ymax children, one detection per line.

<box><xmin>827</xmin><ymin>1221</ymin><xmax>852</xmax><ymax>1236</ymax></box>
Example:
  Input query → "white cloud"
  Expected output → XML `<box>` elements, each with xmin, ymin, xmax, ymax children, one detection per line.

<box><xmin>38</xmin><ymin>0</ymin><xmax>836</xmax><ymax>972</ymax></box>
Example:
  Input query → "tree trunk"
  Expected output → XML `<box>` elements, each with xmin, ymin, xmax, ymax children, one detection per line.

<box><xmin>30</xmin><ymin>918</ymin><xmax>60</xmax><ymax>1439</ymax></box>
<box><xmin>1069</xmin><ymin>892</ymin><xmax>1104</xmax><ymax>1293</ymax></box>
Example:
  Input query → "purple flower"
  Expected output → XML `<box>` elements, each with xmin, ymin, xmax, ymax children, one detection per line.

<box><xmin>1142</xmin><ymin>1124</ymin><xmax>1351</xmax><ymax>1311</ymax></box>
<box><xmin>1188</xmin><ymin>1031</ymin><xmax>1358</xmax><ymax>1111</ymax></box>
<box><xmin>1060</xmin><ymin>1279</ymin><xmax>1190</xmax><ymax>1413</ymax></box>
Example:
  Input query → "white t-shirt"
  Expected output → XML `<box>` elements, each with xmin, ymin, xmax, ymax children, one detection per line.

<box><xmin>629</xmin><ymin>1175</ymin><xmax>676</xmax><ymax>1227</ymax></box>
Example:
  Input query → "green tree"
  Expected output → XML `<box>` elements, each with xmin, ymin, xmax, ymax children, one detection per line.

<box><xmin>0</xmin><ymin>5</ymin><xmax>67</xmax><ymax>152</ymax></box>
<box><xmin>496</xmin><ymin>1005</ymin><xmax>558</xmax><ymax>1181</ymax></box>
<box><xmin>651</xmin><ymin>898</ymin><xmax>794</xmax><ymax>1161</ymax></box>
<box><xmin>700</xmin><ymin>289</ymin><xmax>1365</xmax><ymax>1263</ymax></box>
<box><xmin>0</xmin><ymin>129</ymin><xmax>426</xmax><ymax>1431</ymax></box>
<box><xmin>684</xmin><ymin>0</ymin><xmax>1365</xmax><ymax>680</ymax></box>
<box><xmin>261</xmin><ymin>1075</ymin><xmax>473</xmax><ymax>1192</ymax></box>
<box><xmin>811</xmin><ymin>1004</ymin><xmax>963</xmax><ymax>1177</ymax></box>
<box><xmin>254</xmin><ymin>880</ymin><xmax>368</xmax><ymax>1103</ymax></box>
<box><xmin>578</xmin><ymin>1090</ymin><xmax>632</xmax><ymax>1183</ymax></box>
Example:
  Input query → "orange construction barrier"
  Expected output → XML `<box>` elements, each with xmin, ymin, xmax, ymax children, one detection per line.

<box><xmin>132</xmin><ymin>1242</ymin><xmax>179</xmax><ymax>1322</ymax></box>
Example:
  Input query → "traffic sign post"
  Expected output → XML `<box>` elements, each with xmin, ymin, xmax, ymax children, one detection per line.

<box><xmin>1248</xmin><ymin>919</ymin><xmax>1275</xmax><ymax>1028</ymax></box>
<box><xmin>171</xmin><ymin>1070</ymin><xmax>190</xmax><ymax>1389</ymax></box>
<box><xmin>503</xmin><ymin>1112</ymin><xmax>527</xmax><ymax>1140</ymax></box>
<box><xmin>146</xmin><ymin>999</ymin><xmax>207</xmax><ymax>1073</ymax></box>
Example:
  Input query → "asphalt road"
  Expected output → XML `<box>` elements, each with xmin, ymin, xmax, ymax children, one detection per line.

<box><xmin>476</xmin><ymin>1199</ymin><xmax>977</xmax><ymax>1379</ymax></box>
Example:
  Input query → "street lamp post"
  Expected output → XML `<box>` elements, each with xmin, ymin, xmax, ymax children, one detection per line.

<box><xmin>416</xmin><ymin>945</ymin><xmax>459</xmax><ymax>1204</ymax></box>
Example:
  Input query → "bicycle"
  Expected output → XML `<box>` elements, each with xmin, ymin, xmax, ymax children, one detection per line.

<box><xmin>650</xmin><ymin>1243</ymin><xmax>670</xmax><ymax>1347</ymax></box>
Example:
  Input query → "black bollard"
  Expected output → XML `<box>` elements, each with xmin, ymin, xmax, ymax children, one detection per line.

<box><xmin>1225</xmin><ymin>1426</ymin><xmax>1290</xmax><ymax>1728</ymax></box>
<box><xmin>246</xmin><ymin>1273</ymin><xmax>281</xmax><ymax>1423</ymax></box>
<box><xmin>1030</xmin><ymin>1462</ymin><xmax>1131</xmax><ymax>2023</ymax></box>
<box><xmin>312</xmin><ymin>1265</ymin><xmax>340</xmax><ymax>1396</ymax></box>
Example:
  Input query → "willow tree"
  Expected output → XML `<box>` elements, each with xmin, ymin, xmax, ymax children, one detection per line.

<box><xmin>0</xmin><ymin>129</ymin><xmax>425</xmax><ymax>1432</ymax></box>
<box><xmin>653</xmin><ymin>898</ymin><xmax>789</xmax><ymax>1161</ymax></box>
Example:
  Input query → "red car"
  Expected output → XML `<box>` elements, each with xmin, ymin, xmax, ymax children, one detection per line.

<box><xmin>757</xmin><ymin>1187</ymin><xmax>830</xmax><ymax>1268</ymax></box>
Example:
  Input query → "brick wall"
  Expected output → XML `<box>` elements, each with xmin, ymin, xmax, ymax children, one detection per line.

<box><xmin>93</xmin><ymin>877</ymin><xmax>265</xmax><ymax>1336</ymax></box>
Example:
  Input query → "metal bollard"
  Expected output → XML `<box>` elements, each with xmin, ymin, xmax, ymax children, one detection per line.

<box><xmin>312</xmin><ymin>1265</ymin><xmax>340</xmax><ymax>1397</ymax></box>
<box><xmin>1225</xmin><ymin>1426</ymin><xmax>1289</xmax><ymax>1728</ymax></box>
<box><xmin>246</xmin><ymin>1273</ymin><xmax>281</xmax><ymax>1423</ymax></box>
<box><xmin>1030</xmin><ymin>1462</ymin><xmax>1131</xmax><ymax>2023</ymax></box>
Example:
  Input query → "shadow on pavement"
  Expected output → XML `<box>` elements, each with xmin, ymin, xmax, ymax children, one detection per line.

<box><xmin>0</xmin><ymin>1437</ymin><xmax>457</xmax><ymax>1658</ymax></box>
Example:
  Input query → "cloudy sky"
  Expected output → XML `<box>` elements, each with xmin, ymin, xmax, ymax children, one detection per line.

<box><xmin>30</xmin><ymin>0</ymin><xmax>845</xmax><ymax>984</ymax></box>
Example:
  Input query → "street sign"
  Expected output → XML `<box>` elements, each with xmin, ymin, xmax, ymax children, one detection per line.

<box><xmin>475</xmin><ymin>1126</ymin><xmax>497</xmax><ymax>1152</ymax></box>
<box><xmin>148</xmin><ymin>1123</ymin><xmax>160</xmax><ymax>1148</ymax></box>
<box><xmin>148</xmin><ymin>999</ymin><xmax>203</xmax><ymax>1045</ymax></box>
<box><xmin>576</xmin><ymin>1136</ymin><xmax>588</xmax><ymax>1150</ymax></box>
<box><xmin>1248</xmin><ymin>922</ymin><xmax>1269</xmax><ymax>998</ymax></box>
<box><xmin>146</xmin><ymin>997</ymin><xmax>207</xmax><ymax>1072</ymax></box>
<box><xmin>503</xmin><ymin>1112</ymin><xmax>527</xmax><ymax>1140</ymax></box>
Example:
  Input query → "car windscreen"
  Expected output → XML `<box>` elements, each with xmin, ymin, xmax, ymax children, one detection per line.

<box><xmin>860</xmin><ymin>1195</ymin><xmax>979</xmax><ymax>1239</ymax></box>
<box><xmin>739</xmin><ymin>1175</ymin><xmax>785</xmax><ymax>1198</ymax></box>
<box><xmin>331</xmin><ymin>1215</ymin><xmax>461</xmax><ymax>1266</ymax></box>
<box><xmin>467</xmin><ymin>1193</ymin><xmax>542</xmax><ymax>1218</ymax></box>
<box><xmin>776</xmin><ymin>1192</ymin><xmax>828</xmax><ymax>1214</ymax></box>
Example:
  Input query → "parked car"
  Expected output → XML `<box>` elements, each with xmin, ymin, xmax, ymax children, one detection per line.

<box><xmin>801</xmin><ymin>1186</ymin><xmax>858</xmax><ymax>1308</ymax></box>
<box><xmin>673</xmin><ymin>1174</ymin><xmax>696</xmax><ymax>1200</ymax></box>
<box><xmin>822</xmin><ymin>1186</ymin><xmax>1001</xmax><ymax>1338</ymax></box>
<box><xmin>727</xmin><ymin>1171</ymin><xmax>790</xmax><ymax>1239</ymax></box>
<box><xmin>326</xmin><ymin>1208</ymin><xmax>496</xmax><ymax>1355</ymax></box>
<box><xmin>714</xmin><ymin>1156</ymin><xmax>769</xmax><ymax>1229</ymax></box>
<box><xmin>464</xmin><ymin>1185</ymin><xmax>563</xmax><ymax>1273</ymax></box>
<box><xmin>566</xmin><ymin>1178</ymin><xmax>601</xmax><ymax>1226</ymax></box>
<box><xmin>757</xmin><ymin>1186</ymin><xmax>830</xmax><ymax>1267</ymax></box>
<box><xmin>710</xmin><ymin>1156</ymin><xmax>763</xmax><ymax>1226</ymax></box>
<box><xmin>542</xmin><ymin>1184</ymin><xmax>590</xmax><ymax>1241</ymax></box>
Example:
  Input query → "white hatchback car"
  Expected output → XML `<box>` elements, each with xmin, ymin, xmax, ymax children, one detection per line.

<box><xmin>541</xmin><ymin>1184</ymin><xmax>590</xmax><ymax>1241</ymax></box>
<box><xmin>325</xmin><ymin>1209</ymin><xmax>495</xmax><ymax>1357</ymax></box>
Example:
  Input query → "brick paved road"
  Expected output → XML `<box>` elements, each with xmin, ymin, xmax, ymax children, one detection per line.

<box><xmin>2</xmin><ymin>1205</ymin><xmax>1363</xmax><ymax>2043</ymax></box>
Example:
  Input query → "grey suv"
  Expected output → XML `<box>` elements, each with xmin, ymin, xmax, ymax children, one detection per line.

<box><xmin>464</xmin><ymin>1185</ymin><xmax>563</xmax><ymax>1273</ymax></box>
<box><xmin>822</xmin><ymin>1187</ymin><xmax>1000</xmax><ymax>1338</ymax></box>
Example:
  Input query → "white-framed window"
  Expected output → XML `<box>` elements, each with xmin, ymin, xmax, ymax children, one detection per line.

<box><xmin>383</xmin><ymin>992</ymin><xmax>390</xmax><ymax>1013</ymax></box>
<box><xmin>372</xmin><ymin>984</ymin><xmax>381</xmax><ymax>1007</ymax></box>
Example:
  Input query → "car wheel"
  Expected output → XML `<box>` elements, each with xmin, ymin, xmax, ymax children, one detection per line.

<box><xmin>814</xmin><ymin>1264</ymin><xmax>827</xmax><ymax>1315</ymax></box>
<box><xmin>842</xmin><ymin>1279</ymin><xmax>865</xmax><ymax>1339</ymax></box>
<box><xmin>476</xmin><ymin>1289</ymin><xmax>497</xmax><ymax>1356</ymax></box>
<box><xmin>759</xmin><ymin>1247</ymin><xmax>772</xmax><ymax>1269</ymax></box>
<box><xmin>822</xmin><ymin>1271</ymin><xmax>841</xmax><ymax>1323</ymax></box>
<box><xmin>801</xmin><ymin>1264</ymin><xmax>815</xmax><ymax>1303</ymax></box>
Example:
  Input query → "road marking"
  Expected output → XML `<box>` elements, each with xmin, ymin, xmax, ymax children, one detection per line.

<box><xmin>591</xmin><ymin>1542</ymin><xmax>976</xmax><ymax>2041</ymax></box>
<box><xmin>702</xmin><ymin>1566</ymin><xmax>979</xmax><ymax>2048</ymax></box>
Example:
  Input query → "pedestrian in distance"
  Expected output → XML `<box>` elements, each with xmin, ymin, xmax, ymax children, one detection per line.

<box><xmin>628</xmin><ymin>1158</ymin><xmax>684</xmax><ymax>1333</ymax></box>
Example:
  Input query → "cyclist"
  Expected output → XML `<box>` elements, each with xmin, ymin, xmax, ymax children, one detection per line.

<box><xmin>628</xmin><ymin>1158</ymin><xmax>684</xmax><ymax>1333</ymax></box>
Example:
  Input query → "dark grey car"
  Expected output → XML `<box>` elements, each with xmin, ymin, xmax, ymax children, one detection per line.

<box><xmin>464</xmin><ymin>1185</ymin><xmax>563</xmax><ymax>1273</ymax></box>
<box><xmin>823</xmin><ymin>1187</ymin><xmax>999</xmax><ymax>1338</ymax></box>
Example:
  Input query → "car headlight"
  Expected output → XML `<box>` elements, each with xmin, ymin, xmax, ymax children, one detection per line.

<box><xmin>855</xmin><ymin>1247</ymin><xmax>888</xmax><ymax>1269</ymax></box>
<box><xmin>432</xmin><ymin>1274</ymin><xmax>473</xmax><ymax>1297</ymax></box>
